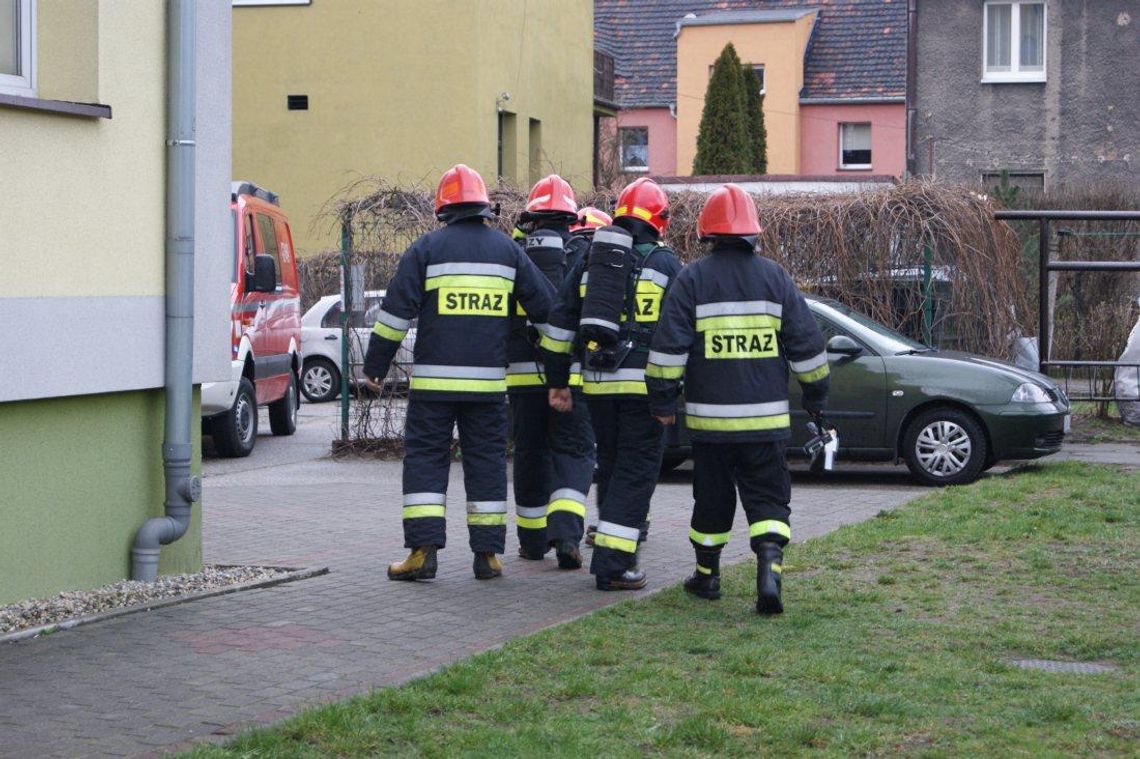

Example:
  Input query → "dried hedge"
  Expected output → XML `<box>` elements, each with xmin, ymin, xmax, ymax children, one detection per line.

<box><xmin>302</xmin><ymin>177</ymin><xmax>1032</xmax><ymax>358</ymax></box>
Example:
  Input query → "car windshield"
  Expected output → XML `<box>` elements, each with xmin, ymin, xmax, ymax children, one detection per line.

<box><xmin>810</xmin><ymin>298</ymin><xmax>931</xmax><ymax>354</ymax></box>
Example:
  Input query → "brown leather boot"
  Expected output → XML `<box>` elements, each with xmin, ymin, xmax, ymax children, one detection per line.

<box><xmin>387</xmin><ymin>547</ymin><xmax>438</xmax><ymax>581</ymax></box>
<box><xmin>473</xmin><ymin>552</ymin><xmax>503</xmax><ymax>580</ymax></box>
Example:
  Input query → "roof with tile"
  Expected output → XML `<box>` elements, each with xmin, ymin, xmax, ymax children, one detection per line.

<box><xmin>594</xmin><ymin>0</ymin><xmax>906</xmax><ymax>108</ymax></box>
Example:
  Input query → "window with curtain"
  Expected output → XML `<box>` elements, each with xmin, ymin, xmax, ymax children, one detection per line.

<box><xmin>984</xmin><ymin>1</ymin><xmax>1046</xmax><ymax>82</ymax></box>
<box><xmin>839</xmin><ymin>123</ymin><xmax>872</xmax><ymax>169</ymax></box>
<box><xmin>620</xmin><ymin>127</ymin><xmax>649</xmax><ymax>172</ymax></box>
<box><xmin>0</xmin><ymin>0</ymin><xmax>34</xmax><ymax>96</ymax></box>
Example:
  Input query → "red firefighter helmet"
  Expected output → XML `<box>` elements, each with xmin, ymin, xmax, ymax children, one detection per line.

<box><xmin>525</xmin><ymin>174</ymin><xmax>578</xmax><ymax>216</ymax></box>
<box><xmin>570</xmin><ymin>206</ymin><xmax>614</xmax><ymax>235</ymax></box>
<box><xmin>614</xmin><ymin>177</ymin><xmax>669</xmax><ymax>233</ymax></box>
<box><xmin>434</xmin><ymin>164</ymin><xmax>489</xmax><ymax>212</ymax></box>
<box><xmin>697</xmin><ymin>183</ymin><xmax>761</xmax><ymax>240</ymax></box>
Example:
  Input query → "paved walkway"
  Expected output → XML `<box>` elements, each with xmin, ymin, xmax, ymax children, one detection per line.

<box><xmin>0</xmin><ymin>405</ymin><xmax>1126</xmax><ymax>757</ymax></box>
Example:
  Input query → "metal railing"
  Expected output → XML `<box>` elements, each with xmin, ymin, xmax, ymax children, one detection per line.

<box><xmin>994</xmin><ymin>209</ymin><xmax>1140</xmax><ymax>402</ymax></box>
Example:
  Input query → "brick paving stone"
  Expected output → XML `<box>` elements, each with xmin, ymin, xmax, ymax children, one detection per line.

<box><xmin>0</xmin><ymin>435</ymin><xmax>933</xmax><ymax>757</ymax></box>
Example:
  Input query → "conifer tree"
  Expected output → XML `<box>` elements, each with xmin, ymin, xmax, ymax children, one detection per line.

<box><xmin>741</xmin><ymin>64</ymin><xmax>768</xmax><ymax>174</ymax></box>
<box><xmin>692</xmin><ymin>43</ymin><xmax>752</xmax><ymax>175</ymax></box>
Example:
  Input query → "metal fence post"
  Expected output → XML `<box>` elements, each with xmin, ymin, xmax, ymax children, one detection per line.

<box><xmin>1037</xmin><ymin>218</ymin><xmax>1050</xmax><ymax>375</ymax></box>
<box><xmin>339</xmin><ymin>221</ymin><xmax>351</xmax><ymax>442</ymax></box>
<box><xmin>922</xmin><ymin>242</ymin><xmax>933</xmax><ymax>346</ymax></box>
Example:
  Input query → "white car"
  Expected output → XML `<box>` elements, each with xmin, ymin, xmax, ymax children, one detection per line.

<box><xmin>299</xmin><ymin>291</ymin><xmax>416</xmax><ymax>403</ymax></box>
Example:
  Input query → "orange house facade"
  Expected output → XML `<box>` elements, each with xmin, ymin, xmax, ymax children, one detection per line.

<box><xmin>598</xmin><ymin>2</ymin><xmax>906</xmax><ymax>179</ymax></box>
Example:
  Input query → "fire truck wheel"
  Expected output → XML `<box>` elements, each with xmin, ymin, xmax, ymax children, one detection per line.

<box><xmin>212</xmin><ymin>377</ymin><xmax>257</xmax><ymax>458</ymax></box>
<box><xmin>269</xmin><ymin>372</ymin><xmax>299</xmax><ymax>436</ymax></box>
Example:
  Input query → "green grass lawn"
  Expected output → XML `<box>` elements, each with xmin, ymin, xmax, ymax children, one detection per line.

<box><xmin>189</xmin><ymin>463</ymin><xmax>1139</xmax><ymax>758</ymax></box>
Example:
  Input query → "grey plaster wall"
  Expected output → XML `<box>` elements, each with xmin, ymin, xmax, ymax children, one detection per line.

<box><xmin>914</xmin><ymin>0</ymin><xmax>1138</xmax><ymax>190</ymax></box>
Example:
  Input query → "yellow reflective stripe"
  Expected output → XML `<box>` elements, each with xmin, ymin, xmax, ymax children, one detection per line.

<box><xmin>646</xmin><ymin>363</ymin><xmax>685</xmax><ymax>379</ymax></box>
<box><xmin>468</xmin><ymin>513</ymin><xmax>508</xmax><ymax>526</ymax></box>
<box><xmin>795</xmin><ymin>364</ymin><xmax>831</xmax><ymax>384</ymax></box>
<box><xmin>695</xmin><ymin>314</ymin><xmax>782</xmax><ymax>332</ymax></box>
<box><xmin>686</xmin><ymin>413</ymin><xmax>790</xmax><ymax>432</ymax></box>
<box><xmin>582</xmin><ymin>380</ymin><xmax>647</xmax><ymax>395</ymax></box>
<box><xmin>372</xmin><ymin>322</ymin><xmax>408</xmax><ymax>341</ymax></box>
<box><xmin>749</xmin><ymin>520</ymin><xmax>791</xmax><ymax>540</ymax></box>
<box><xmin>569</xmin><ymin>373</ymin><xmax>583</xmax><ymax>387</ymax></box>
<box><xmin>506</xmin><ymin>373</ymin><xmax>545</xmax><ymax>388</ymax></box>
<box><xmin>689</xmin><ymin>527</ymin><xmax>730</xmax><ymax>546</ymax></box>
<box><xmin>539</xmin><ymin>333</ymin><xmax>574</xmax><ymax>354</ymax></box>
<box><xmin>517</xmin><ymin>515</ymin><xmax>547</xmax><ymax>529</ymax></box>
<box><xmin>548</xmin><ymin>499</ymin><xmax>587</xmax><ymax>518</ymax></box>
<box><xmin>616</xmin><ymin>204</ymin><xmax>653</xmax><ymax>222</ymax></box>
<box><xmin>696</xmin><ymin>564</ymin><xmax>712</xmax><ymax>575</ymax></box>
<box><xmin>636</xmin><ymin>280</ymin><xmax>665</xmax><ymax>295</ymax></box>
<box><xmin>403</xmin><ymin>505</ymin><xmax>446</xmax><ymax>519</ymax></box>
<box><xmin>425</xmin><ymin>274</ymin><xmax>514</xmax><ymax>291</ymax></box>
<box><xmin>410</xmin><ymin>377</ymin><xmax>507</xmax><ymax>393</ymax></box>
<box><xmin>593</xmin><ymin>533</ymin><xmax>638</xmax><ymax>553</ymax></box>
<box><xmin>770</xmin><ymin>563</ymin><xmax>783</xmax><ymax>574</ymax></box>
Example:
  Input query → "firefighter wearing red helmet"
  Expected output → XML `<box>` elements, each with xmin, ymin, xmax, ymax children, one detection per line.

<box><xmin>540</xmin><ymin>177</ymin><xmax>682</xmax><ymax>591</ymax></box>
<box><xmin>570</xmin><ymin>207</ymin><xmax>613</xmax><ymax>238</ymax></box>
<box><xmin>646</xmin><ymin>184</ymin><xmax>830</xmax><ymax>614</ymax></box>
<box><xmin>505</xmin><ymin>175</ymin><xmax>595</xmax><ymax>568</ymax></box>
<box><xmin>363</xmin><ymin>164</ymin><xmax>556</xmax><ymax>583</ymax></box>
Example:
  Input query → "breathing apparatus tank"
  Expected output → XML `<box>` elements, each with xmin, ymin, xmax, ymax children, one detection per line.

<box><xmin>524</xmin><ymin>229</ymin><xmax>567</xmax><ymax>287</ymax></box>
<box><xmin>580</xmin><ymin>225</ymin><xmax>635</xmax><ymax>370</ymax></box>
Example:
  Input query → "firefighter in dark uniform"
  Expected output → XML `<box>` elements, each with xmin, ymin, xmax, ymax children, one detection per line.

<box><xmin>507</xmin><ymin>175</ymin><xmax>596</xmax><ymax>569</ymax></box>
<box><xmin>542</xmin><ymin>178</ymin><xmax>682</xmax><ymax>591</ymax></box>
<box><xmin>363</xmin><ymin>164</ymin><xmax>556</xmax><ymax>582</ymax></box>
<box><xmin>646</xmin><ymin>184</ymin><xmax>830</xmax><ymax>614</ymax></box>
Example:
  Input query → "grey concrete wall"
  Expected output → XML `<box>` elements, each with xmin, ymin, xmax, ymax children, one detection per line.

<box><xmin>914</xmin><ymin>0</ymin><xmax>1139</xmax><ymax>190</ymax></box>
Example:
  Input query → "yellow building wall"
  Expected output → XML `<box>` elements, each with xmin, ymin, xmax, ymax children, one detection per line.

<box><xmin>675</xmin><ymin>13</ymin><xmax>817</xmax><ymax>176</ymax></box>
<box><xmin>0</xmin><ymin>0</ymin><xmax>166</xmax><ymax>298</ymax></box>
<box><xmin>232</xmin><ymin>0</ymin><xmax>594</xmax><ymax>255</ymax></box>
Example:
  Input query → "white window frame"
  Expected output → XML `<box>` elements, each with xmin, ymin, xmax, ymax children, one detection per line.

<box><xmin>0</xmin><ymin>0</ymin><xmax>35</xmax><ymax>98</ymax></box>
<box><xmin>838</xmin><ymin>122</ymin><xmax>872</xmax><ymax>171</ymax></box>
<box><xmin>982</xmin><ymin>1</ymin><xmax>1047</xmax><ymax>84</ymax></box>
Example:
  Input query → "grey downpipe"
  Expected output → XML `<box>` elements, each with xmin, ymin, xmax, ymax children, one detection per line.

<box><xmin>131</xmin><ymin>0</ymin><xmax>200</xmax><ymax>582</ymax></box>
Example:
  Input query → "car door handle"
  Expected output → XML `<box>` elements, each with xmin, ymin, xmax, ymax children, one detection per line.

<box><xmin>324</xmin><ymin>334</ymin><xmax>338</xmax><ymax>340</ymax></box>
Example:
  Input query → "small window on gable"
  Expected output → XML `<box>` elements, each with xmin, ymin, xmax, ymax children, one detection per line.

<box><xmin>839</xmin><ymin>123</ymin><xmax>872</xmax><ymax>170</ymax></box>
<box><xmin>0</xmin><ymin>0</ymin><xmax>34</xmax><ymax>97</ymax></box>
<box><xmin>983</xmin><ymin>1</ymin><xmax>1046</xmax><ymax>83</ymax></box>
<box><xmin>620</xmin><ymin>127</ymin><xmax>649</xmax><ymax>173</ymax></box>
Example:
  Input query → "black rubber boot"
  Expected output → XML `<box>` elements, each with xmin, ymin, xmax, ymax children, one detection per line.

<box><xmin>596</xmin><ymin>567</ymin><xmax>647</xmax><ymax>591</ymax></box>
<box><xmin>756</xmin><ymin>542</ymin><xmax>784</xmax><ymax>615</ymax></box>
<box><xmin>554</xmin><ymin>540</ymin><xmax>583</xmax><ymax>570</ymax></box>
<box><xmin>683</xmin><ymin>570</ymin><xmax>721</xmax><ymax>600</ymax></box>
<box><xmin>584</xmin><ymin>524</ymin><xmax>597</xmax><ymax>547</ymax></box>
<box><xmin>387</xmin><ymin>546</ymin><xmax>438</xmax><ymax>582</ymax></box>
<box><xmin>517</xmin><ymin>545</ymin><xmax>547</xmax><ymax>561</ymax></box>
<box><xmin>473</xmin><ymin>552</ymin><xmax>503</xmax><ymax>580</ymax></box>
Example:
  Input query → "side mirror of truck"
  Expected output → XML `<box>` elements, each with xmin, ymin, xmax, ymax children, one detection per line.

<box><xmin>827</xmin><ymin>334</ymin><xmax>863</xmax><ymax>357</ymax></box>
<box><xmin>251</xmin><ymin>254</ymin><xmax>277</xmax><ymax>293</ymax></box>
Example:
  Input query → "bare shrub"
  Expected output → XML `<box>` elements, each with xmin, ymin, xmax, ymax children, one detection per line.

<box><xmin>305</xmin><ymin>178</ymin><xmax>1037</xmax><ymax>451</ymax></box>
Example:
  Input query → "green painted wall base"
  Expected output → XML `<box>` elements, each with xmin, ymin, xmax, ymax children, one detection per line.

<box><xmin>0</xmin><ymin>388</ymin><xmax>203</xmax><ymax>605</ymax></box>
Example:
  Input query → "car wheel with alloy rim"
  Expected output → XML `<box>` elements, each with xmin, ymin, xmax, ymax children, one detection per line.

<box><xmin>212</xmin><ymin>376</ymin><xmax>258</xmax><ymax>458</ymax></box>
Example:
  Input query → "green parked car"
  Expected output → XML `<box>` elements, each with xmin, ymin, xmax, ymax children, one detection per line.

<box><xmin>663</xmin><ymin>297</ymin><xmax>1070</xmax><ymax>486</ymax></box>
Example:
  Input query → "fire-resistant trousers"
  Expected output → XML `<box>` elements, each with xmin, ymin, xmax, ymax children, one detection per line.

<box><xmin>588</xmin><ymin>396</ymin><xmax>666</xmax><ymax>578</ymax></box>
<box><xmin>688</xmin><ymin>440</ymin><xmax>792</xmax><ymax>576</ymax></box>
<box><xmin>510</xmin><ymin>391</ymin><xmax>596</xmax><ymax>554</ymax></box>
<box><xmin>401</xmin><ymin>399</ymin><xmax>508</xmax><ymax>554</ymax></box>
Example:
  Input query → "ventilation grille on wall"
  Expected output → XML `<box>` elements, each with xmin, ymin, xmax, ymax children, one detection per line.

<box><xmin>287</xmin><ymin>95</ymin><xmax>309</xmax><ymax>111</ymax></box>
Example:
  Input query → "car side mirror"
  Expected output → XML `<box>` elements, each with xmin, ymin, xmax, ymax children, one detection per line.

<box><xmin>251</xmin><ymin>254</ymin><xmax>277</xmax><ymax>293</ymax></box>
<box><xmin>827</xmin><ymin>334</ymin><xmax>863</xmax><ymax>357</ymax></box>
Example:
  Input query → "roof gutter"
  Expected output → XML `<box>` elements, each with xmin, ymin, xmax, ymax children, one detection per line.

<box><xmin>799</xmin><ymin>97</ymin><xmax>906</xmax><ymax>105</ymax></box>
<box><xmin>132</xmin><ymin>0</ymin><xmax>199</xmax><ymax>581</ymax></box>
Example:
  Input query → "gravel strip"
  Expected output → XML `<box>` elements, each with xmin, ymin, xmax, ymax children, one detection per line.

<box><xmin>0</xmin><ymin>565</ymin><xmax>288</xmax><ymax>635</ymax></box>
